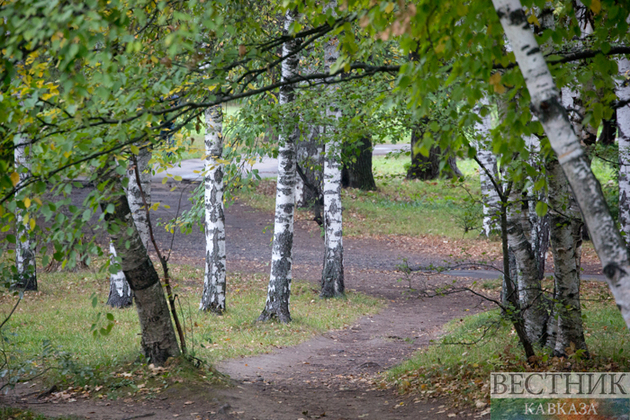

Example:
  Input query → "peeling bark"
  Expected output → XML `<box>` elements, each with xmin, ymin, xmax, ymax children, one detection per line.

<box><xmin>259</xmin><ymin>9</ymin><xmax>301</xmax><ymax>323</ymax></box>
<box><xmin>13</xmin><ymin>137</ymin><xmax>37</xmax><ymax>291</ymax></box>
<box><xmin>100</xmin><ymin>167</ymin><xmax>180</xmax><ymax>365</ymax></box>
<box><xmin>320</xmin><ymin>0</ymin><xmax>345</xmax><ymax>298</ymax></box>
<box><xmin>200</xmin><ymin>105</ymin><xmax>227</xmax><ymax>314</ymax></box>
<box><xmin>494</xmin><ymin>0</ymin><xmax>630</xmax><ymax>331</ymax></box>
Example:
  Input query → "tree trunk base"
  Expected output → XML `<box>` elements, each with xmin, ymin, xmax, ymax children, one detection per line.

<box><xmin>107</xmin><ymin>289</ymin><xmax>133</xmax><ymax>308</ymax></box>
<box><xmin>12</xmin><ymin>275</ymin><xmax>37</xmax><ymax>291</ymax></box>
<box><xmin>257</xmin><ymin>309</ymin><xmax>291</xmax><ymax>323</ymax></box>
<box><xmin>200</xmin><ymin>302</ymin><xmax>224</xmax><ymax>315</ymax></box>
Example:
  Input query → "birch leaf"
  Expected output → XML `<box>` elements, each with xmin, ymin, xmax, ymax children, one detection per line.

<box><xmin>527</xmin><ymin>14</ymin><xmax>540</xmax><ymax>27</ymax></box>
<box><xmin>489</xmin><ymin>73</ymin><xmax>505</xmax><ymax>94</ymax></box>
<box><xmin>590</xmin><ymin>0</ymin><xmax>601</xmax><ymax>14</ymax></box>
<box><xmin>10</xmin><ymin>172</ymin><xmax>19</xmax><ymax>186</ymax></box>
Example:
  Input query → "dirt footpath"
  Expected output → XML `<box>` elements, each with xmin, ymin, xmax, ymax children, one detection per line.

<box><xmin>3</xmin><ymin>182</ymin><xmax>597</xmax><ymax>419</ymax></box>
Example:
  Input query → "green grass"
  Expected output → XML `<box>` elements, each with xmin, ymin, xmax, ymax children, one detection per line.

<box><xmin>385</xmin><ymin>280</ymin><xmax>630</xmax><ymax>407</ymax></box>
<box><xmin>238</xmin><ymin>153</ymin><xmax>620</xmax><ymax>240</ymax></box>
<box><xmin>0</xmin><ymin>262</ymin><xmax>380</xmax><ymax>390</ymax></box>
<box><xmin>238</xmin><ymin>156</ymin><xmax>483</xmax><ymax>239</ymax></box>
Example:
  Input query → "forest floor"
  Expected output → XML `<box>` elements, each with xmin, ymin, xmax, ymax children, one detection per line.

<box><xmin>0</xmin><ymin>182</ymin><xmax>604</xmax><ymax>420</ymax></box>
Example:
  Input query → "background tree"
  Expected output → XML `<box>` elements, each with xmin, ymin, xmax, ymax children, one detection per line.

<box><xmin>321</xmin><ymin>2</ymin><xmax>345</xmax><ymax>298</ymax></box>
<box><xmin>259</xmin><ymin>9</ymin><xmax>301</xmax><ymax>323</ymax></box>
<box><xmin>200</xmin><ymin>105</ymin><xmax>227</xmax><ymax>313</ymax></box>
<box><xmin>13</xmin><ymin>137</ymin><xmax>37</xmax><ymax>291</ymax></box>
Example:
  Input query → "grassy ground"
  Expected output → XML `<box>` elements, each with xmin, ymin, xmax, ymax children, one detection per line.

<box><xmin>238</xmin><ymin>154</ymin><xmax>619</xmax><ymax>241</ymax></box>
<box><xmin>0</xmin><ymin>262</ymin><xmax>380</xmax><ymax>395</ymax></box>
<box><xmin>385</xmin><ymin>280</ymin><xmax>630</xmax><ymax>408</ymax></box>
<box><xmin>240</xmin><ymin>156</ymin><xmax>485</xmax><ymax>239</ymax></box>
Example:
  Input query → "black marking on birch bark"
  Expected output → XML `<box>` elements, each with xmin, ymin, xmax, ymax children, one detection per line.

<box><xmin>507</xmin><ymin>8</ymin><xmax>528</xmax><ymax>26</ymax></box>
<box><xmin>526</xmin><ymin>47</ymin><xmax>540</xmax><ymax>56</ymax></box>
<box><xmin>531</xmin><ymin>96</ymin><xmax>566</xmax><ymax>125</ymax></box>
<box><xmin>328</xmin><ymin>198</ymin><xmax>341</xmax><ymax>215</ymax></box>
<box><xmin>604</xmin><ymin>262</ymin><xmax>627</xmax><ymax>286</ymax></box>
<box><xmin>321</xmin><ymin>244</ymin><xmax>345</xmax><ymax>298</ymax></box>
<box><xmin>213</xmin><ymin>167</ymin><xmax>223</xmax><ymax>184</ymax></box>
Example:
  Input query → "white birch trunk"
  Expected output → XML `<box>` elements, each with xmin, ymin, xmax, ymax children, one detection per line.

<box><xmin>200</xmin><ymin>105</ymin><xmax>227</xmax><ymax>313</ymax></box>
<box><xmin>523</xmin><ymin>134</ymin><xmax>549</xmax><ymax>281</ymax></box>
<box><xmin>474</xmin><ymin>102</ymin><xmax>500</xmax><ymax>237</ymax></box>
<box><xmin>617</xmin><ymin>57</ymin><xmax>630</xmax><ymax>244</ymax></box>
<box><xmin>259</xmin><ymin>9</ymin><xmax>301</xmax><ymax>323</ymax></box>
<box><xmin>493</xmin><ymin>0</ymin><xmax>630</xmax><ymax>331</ymax></box>
<box><xmin>546</xmin><ymin>158</ymin><xmax>588</xmax><ymax>356</ymax></box>
<box><xmin>321</xmin><ymin>130</ymin><xmax>344</xmax><ymax>297</ymax></box>
<box><xmin>107</xmin><ymin>147</ymin><xmax>152</xmax><ymax>308</ymax></box>
<box><xmin>101</xmin><ymin>166</ymin><xmax>180</xmax><ymax>365</ymax></box>
<box><xmin>507</xmin><ymin>191</ymin><xmax>547</xmax><ymax>344</ymax></box>
<box><xmin>14</xmin><ymin>136</ymin><xmax>37</xmax><ymax>290</ymax></box>
<box><xmin>127</xmin><ymin>147</ymin><xmax>152</xmax><ymax>249</ymax></box>
<box><xmin>107</xmin><ymin>241</ymin><xmax>133</xmax><ymax>307</ymax></box>
<box><xmin>320</xmin><ymin>0</ymin><xmax>344</xmax><ymax>298</ymax></box>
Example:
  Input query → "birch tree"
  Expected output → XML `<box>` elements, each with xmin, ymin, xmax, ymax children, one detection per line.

<box><xmin>259</xmin><ymin>8</ymin><xmax>301</xmax><ymax>322</ymax></box>
<box><xmin>493</xmin><ymin>0</ymin><xmax>630</xmax><ymax>331</ymax></box>
<box><xmin>107</xmin><ymin>243</ymin><xmax>132</xmax><ymax>307</ymax></box>
<box><xmin>474</xmin><ymin>103</ymin><xmax>500</xmax><ymax>237</ymax></box>
<box><xmin>200</xmin><ymin>105</ymin><xmax>227</xmax><ymax>313</ymax></box>
<box><xmin>506</xmin><ymin>189</ymin><xmax>548</xmax><ymax>344</ymax></box>
<box><xmin>100</xmin><ymin>164</ymin><xmax>180</xmax><ymax>365</ymax></box>
<box><xmin>107</xmin><ymin>147</ymin><xmax>152</xmax><ymax>308</ymax></box>
<box><xmin>545</xmin><ymin>158</ymin><xmax>588</xmax><ymax>356</ymax></box>
<box><xmin>13</xmin><ymin>137</ymin><xmax>37</xmax><ymax>291</ymax></box>
<box><xmin>321</xmin><ymin>0</ymin><xmax>345</xmax><ymax>298</ymax></box>
<box><xmin>617</xmin><ymin>57</ymin><xmax>630</xmax><ymax>243</ymax></box>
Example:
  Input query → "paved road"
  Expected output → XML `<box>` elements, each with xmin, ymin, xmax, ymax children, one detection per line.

<box><xmin>153</xmin><ymin>143</ymin><xmax>410</xmax><ymax>182</ymax></box>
